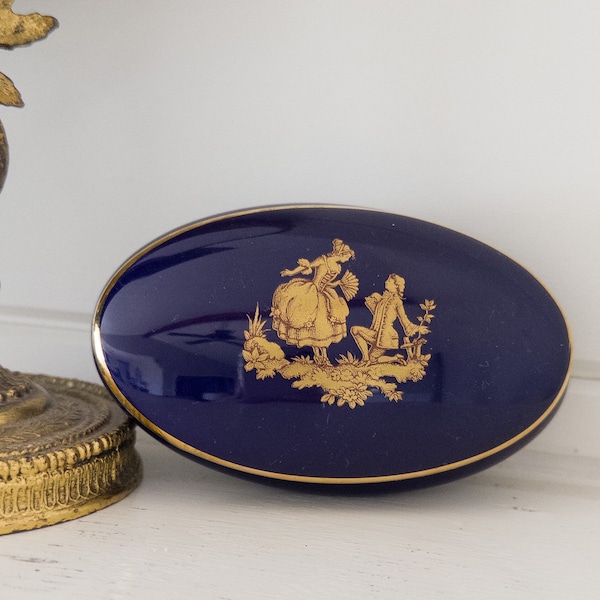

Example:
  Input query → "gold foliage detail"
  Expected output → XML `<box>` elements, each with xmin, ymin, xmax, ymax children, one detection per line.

<box><xmin>244</xmin><ymin>302</ymin><xmax>434</xmax><ymax>410</ymax></box>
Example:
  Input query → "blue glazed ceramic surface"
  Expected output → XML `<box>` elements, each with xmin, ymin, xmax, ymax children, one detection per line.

<box><xmin>92</xmin><ymin>206</ymin><xmax>571</xmax><ymax>484</ymax></box>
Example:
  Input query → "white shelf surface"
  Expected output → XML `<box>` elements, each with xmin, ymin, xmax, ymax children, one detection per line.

<box><xmin>0</xmin><ymin>322</ymin><xmax>598</xmax><ymax>599</ymax></box>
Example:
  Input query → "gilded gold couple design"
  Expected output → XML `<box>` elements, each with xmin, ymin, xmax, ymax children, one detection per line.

<box><xmin>243</xmin><ymin>239</ymin><xmax>436</xmax><ymax>408</ymax></box>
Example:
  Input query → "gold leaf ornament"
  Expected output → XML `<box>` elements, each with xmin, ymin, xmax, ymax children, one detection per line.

<box><xmin>0</xmin><ymin>0</ymin><xmax>58</xmax><ymax>107</ymax></box>
<box><xmin>0</xmin><ymin>71</ymin><xmax>21</xmax><ymax>106</ymax></box>
<box><xmin>0</xmin><ymin>0</ymin><xmax>57</xmax><ymax>48</ymax></box>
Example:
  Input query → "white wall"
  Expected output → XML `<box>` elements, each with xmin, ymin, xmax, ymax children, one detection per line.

<box><xmin>0</xmin><ymin>1</ymin><xmax>598</xmax><ymax>371</ymax></box>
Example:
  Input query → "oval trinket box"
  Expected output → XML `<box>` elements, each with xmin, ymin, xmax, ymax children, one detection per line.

<box><xmin>92</xmin><ymin>206</ymin><xmax>571</xmax><ymax>486</ymax></box>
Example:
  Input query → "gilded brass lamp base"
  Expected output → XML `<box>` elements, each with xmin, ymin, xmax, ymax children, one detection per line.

<box><xmin>0</xmin><ymin>368</ymin><xmax>142</xmax><ymax>535</ymax></box>
<box><xmin>0</xmin><ymin>5</ymin><xmax>141</xmax><ymax>535</ymax></box>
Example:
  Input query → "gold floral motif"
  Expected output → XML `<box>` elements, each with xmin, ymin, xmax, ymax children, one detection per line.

<box><xmin>243</xmin><ymin>241</ymin><xmax>436</xmax><ymax>409</ymax></box>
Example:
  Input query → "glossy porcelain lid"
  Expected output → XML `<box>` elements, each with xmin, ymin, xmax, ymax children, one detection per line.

<box><xmin>92</xmin><ymin>205</ymin><xmax>571</xmax><ymax>485</ymax></box>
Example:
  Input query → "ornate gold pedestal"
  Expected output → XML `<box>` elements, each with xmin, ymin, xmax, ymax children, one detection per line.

<box><xmin>0</xmin><ymin>369</ymin><xmax>142</xmax><ymax>534</ymax></box>
<box><xmin>0</xmin><ymin>3</ymin><xmax>142</xmax><ymax>534</ymax></box>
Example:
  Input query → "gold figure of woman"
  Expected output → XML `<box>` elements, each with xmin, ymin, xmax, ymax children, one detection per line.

<box><xmin>271</xmin><ymin>239</ymin><xmax>358</xmax><ymax>364</ymax></box>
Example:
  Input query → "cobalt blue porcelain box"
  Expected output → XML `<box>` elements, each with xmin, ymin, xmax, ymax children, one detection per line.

<box><xmin>92</xmin><ymin>206</ymin><xmax>571</xmax><ymax>486</ymax></box>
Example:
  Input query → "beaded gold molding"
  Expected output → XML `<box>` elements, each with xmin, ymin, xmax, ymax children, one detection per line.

<box><xmin>0</xmin><ymin>374</ymin><xmax>142</xmax><ymax>535</ymax></box>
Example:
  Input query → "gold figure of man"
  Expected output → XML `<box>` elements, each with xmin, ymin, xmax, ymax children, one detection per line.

<box><xmin>351</xmin><ymin>274</ymin><xmax>429</xmax><ymax>364</ymax></box>
<box><xmin>271</xmin><ymin>239</ymin><xmax>358</xmax><ymax>364</ymax></box>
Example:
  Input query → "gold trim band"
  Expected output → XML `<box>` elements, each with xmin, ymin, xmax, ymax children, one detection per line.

<box><xmin>0</xmin><ymin>375</ymin><xmax>142</xmax><ymax>533</ymax></box>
